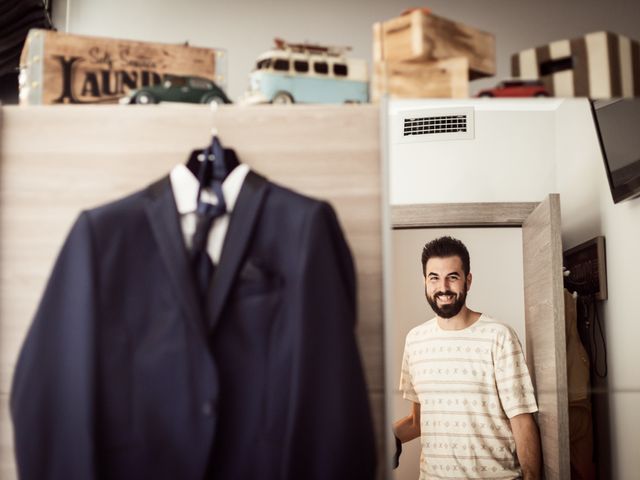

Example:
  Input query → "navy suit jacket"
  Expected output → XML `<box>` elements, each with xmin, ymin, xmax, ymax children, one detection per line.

<box><xmin>11</xmin><ymin>170</ymin><xmax>376</xmax><ymax>479</ymax></box>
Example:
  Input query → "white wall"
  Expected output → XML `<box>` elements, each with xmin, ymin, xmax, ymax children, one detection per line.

<box><xmin>555</xmin><ymin>99</ymin><xmax>640</xmax><ymax>480</ymax></box>
<box><xmin>53</xmin><ymin>0</ymin><xmax>640</xmax><ymax>101</ymax></box>
<box><xmin>51</xmin><ymin>0</ymin><xmax>403</xmax><ymax>100</ymax></box>
<box><xmin>554</xmin><ymin>101</ymin><xmax>605</xmax><ymax>247</ymax></box>
<box><xmin>390</xmin><ymin>228</ymin><xmax>525</xmax><ymax>480</ymax></box>
<box><xmin>389</xmin><ymin>99</ymin><xmax>560</xmax><ymax>204</ymax></box>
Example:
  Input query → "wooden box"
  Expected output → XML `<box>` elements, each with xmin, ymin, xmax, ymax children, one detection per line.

<box><xmin>512</xmin><ymin>31</ymin><xmax>640</xmax><ymax>98</ymax></box>
<box><xmin>373</xmin><ymin>10</ymin><xmax>495</xmax><ymax>80</ymax></box>
<box><xmin>371</xmin><ymin>57</ymin><xmax>469</xmax><ymax>102</ymax></box>
<box><xmin>19</xmin><ymin>29</ymin><xmax>227</xmax><ymax>105</ymax></box>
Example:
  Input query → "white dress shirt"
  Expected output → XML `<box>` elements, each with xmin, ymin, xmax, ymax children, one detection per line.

<box><xmin>169</xmin><ymin>162</ymin><xmax>250</xmax><ymax>264</ymax></box>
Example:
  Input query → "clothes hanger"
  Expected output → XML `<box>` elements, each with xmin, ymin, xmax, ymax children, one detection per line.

<box><xmin>185</xmin><ymin>103</ymin><xmax>239</xmax><ymax>184</ymax></box>
<box><xmin>185</xmin><ymin>130</ymin><xmax>240</xmax><ymax>184</ymax></box>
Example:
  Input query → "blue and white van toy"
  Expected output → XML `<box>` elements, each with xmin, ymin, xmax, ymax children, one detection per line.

<box><xmin>241</xmin><ymin>38</ymin><xmax>369</xmax><ymax>104</ymax></box>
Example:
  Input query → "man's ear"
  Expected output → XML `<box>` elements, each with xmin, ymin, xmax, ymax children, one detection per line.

<box><xmin>466</xmin><ymin>272</ymin><xmax>472</xmax><ymax>291</ymax></box>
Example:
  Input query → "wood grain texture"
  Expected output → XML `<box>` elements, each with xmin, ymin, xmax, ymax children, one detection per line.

<box><xmin>372</xmin><ymin>22</ymin><xmax>384</xmax><ymax>63</ymax></box>
<box><xmin>0</xmin><ymin>394</ymin><xmax>14</xmax><ymax>480</ymax></box>
<box><xmin>522</xmin><ymin>194</ymin><xmax>570</xmax><ymax>480</ymax></box>
<box><xmin>0</xmin><ymin>104</ymin><xmax>384</xmax><ymax>478</ymax></box>
<box><xmin>379</xmin><ymin>10</ymin><xmax>495</xmax><ymax>78</ymax></box>
<box><xmin>20</xmin><ymin>29</ymin><xmax>222</xmax><ymax>105</ymax></box>
<box><xmin>371</xmin><ymin>57</ymin><xmax>469</xmax><ymax>101</ymax></box>
<box><xmin>391</xmin><ymin>202</ymin><xmax>538</xmax><ymax>228</ymax></box>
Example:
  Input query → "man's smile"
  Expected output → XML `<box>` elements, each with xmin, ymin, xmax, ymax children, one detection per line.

<box><xmin>436</xmin><ymin>293</ymin><xmax>456</xmax><ymax>304</ymax></box>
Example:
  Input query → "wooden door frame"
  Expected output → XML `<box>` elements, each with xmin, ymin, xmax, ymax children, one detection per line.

<box><xmin>390</xmin><ymin>198</ymin><xmax>569</xmax><ymax>480</ymax></box>
<box><xmin>391</xmin><ymin>202</ymin><xmax>538</xmax><ymax>228</ymax></box>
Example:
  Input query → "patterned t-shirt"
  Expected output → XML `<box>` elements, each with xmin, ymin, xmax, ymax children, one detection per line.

<box><xmin>399</xmin><ymin>314</ymin><xmax>538</xmax><ymax>479</ymax></box>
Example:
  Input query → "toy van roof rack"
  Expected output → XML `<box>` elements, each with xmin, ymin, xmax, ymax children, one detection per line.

<box><xmin>273</xmin><ymin>37</ymin><xmax>352</xmax><ymax>57</ymax></box>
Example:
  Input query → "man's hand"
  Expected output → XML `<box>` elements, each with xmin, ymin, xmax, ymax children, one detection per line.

<box><xmin>510</xmin><ymin>413</ymin><xmax>542</xmax><ymax>480</ymax></box>
<box><xmin>392</xmin><ymin>402</ymin><xmax>420</xmax><ymax>469</ymax></box>
<box><xmin>393</xmin><ymin>402</ymin><xmax>421</xmax><ymax>443</ymax></box>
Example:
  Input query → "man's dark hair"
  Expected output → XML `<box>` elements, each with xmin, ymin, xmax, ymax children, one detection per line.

<box><xmin>421</xmin><ymin>236</ymin><xmax>470</xmax><ymax>276</ymax></box>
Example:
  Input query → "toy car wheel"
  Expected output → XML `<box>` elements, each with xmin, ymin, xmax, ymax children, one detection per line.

<box><xmin>134</xmin><ymin>92</ymin><xmax>156</xmax><ymax>105</ymax></box>
<box><xmin>534</xmin><ymin>92</ymin><xmax>549</xmax><ymax>97</ymax></box>
<box><xmin>203</xmin><ymin>95</ymin><xmax>225</xmax><ymax>105</ymax></box>
<box><xmin>272</xmin><ymin>91</ymin><xmax>294</xmax><ymax>104</ymax></box>
<box><xmin>478</xmin><ymin>92</ymin><xmax>493</xmax><ymax>98</ymax></box>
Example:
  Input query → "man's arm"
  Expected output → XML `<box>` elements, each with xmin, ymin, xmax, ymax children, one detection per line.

<box><xmin>393</xmin><ymin>402</ymin><xmax>421</xmax><ymax>443</ymax></box>
<box><xmin>510</xmin><ymin>413</ymin><xmax>542</xmax><ymax>480</ymax></box>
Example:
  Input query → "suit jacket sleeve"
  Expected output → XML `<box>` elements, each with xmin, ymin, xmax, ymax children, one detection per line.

<box><xmin>11</xmin><ymin>212</ymin><xmax>98</xmax><ymax>480</ymax></box>
<box><xmin>284</xmin><ymin>201</ymin><xmax>377</xmax><ymax>479</ymax></box>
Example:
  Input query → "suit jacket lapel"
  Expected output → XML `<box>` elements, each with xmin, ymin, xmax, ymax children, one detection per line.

<box><xmin>207</xmin><ymin>170</ymin><xmax>269</xmax><ymax>331</ymax></box>
<box><xmin>143</xmin><ymin>176</ymin><xmax>207</xmax><ymax>338</ymax></box>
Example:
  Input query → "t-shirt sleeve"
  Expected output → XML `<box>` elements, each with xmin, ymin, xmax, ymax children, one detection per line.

<box><xmin>399</xmin><ymin>336</ymin><xmax>419</xmax><ymax>403</ymax></box>
<box><xmin>495</xmin><ymin>327</ymin><xmax>538</xmax><ymax>418</ymax></box>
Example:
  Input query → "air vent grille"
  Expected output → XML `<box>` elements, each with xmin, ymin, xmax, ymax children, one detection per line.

<box><xmin>403</xmin><ymin>115</ymin><xmax>468</xmax><ymax>137</ymax></box>
<box><xmin>394</xmin><ymin>107</ymin><xmax>475</xmax><ymax>144</ymax></box>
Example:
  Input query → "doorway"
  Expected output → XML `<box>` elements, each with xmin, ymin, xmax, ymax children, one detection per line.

<box><xmin>387</xmin><ymin>195</ymin><xmax>569</xmax><ymax>480</ymax></box>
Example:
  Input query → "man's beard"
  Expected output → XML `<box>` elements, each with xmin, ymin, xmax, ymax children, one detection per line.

<box><xmin>425</xmin><ymin>286</ymin><xmax>467</xmax><ymax>319</ymax></box>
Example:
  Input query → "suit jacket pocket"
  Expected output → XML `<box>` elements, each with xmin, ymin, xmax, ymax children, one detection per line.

<box><xmin>234</xmin><ymin>258</ymin><xmax>282</xmax><ymax>298</ymax></box>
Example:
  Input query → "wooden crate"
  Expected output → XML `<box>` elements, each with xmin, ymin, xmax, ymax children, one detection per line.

<box><xmin>512</xmin><ymin>30</ymin><xmax>640</xmax><ymax>98</ymax></box>
<box><xmin>19</xmin><ymin>29</ymin><xmax>226</xmax><ymax>105</ymax></box>
<box><xmin>373</xmin><ymin>10</ymin><xmax>495</xmax><ymax>79</ymax></box>
<box><xmin>371</xmin><ymin>57</ymin><xmax>469</xmax><ymax>101</ymax></box>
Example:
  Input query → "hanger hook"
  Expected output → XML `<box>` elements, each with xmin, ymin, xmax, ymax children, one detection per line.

<box><xmin>210</xmin><ymin>101</ymin><xmax>219</xmax><ymax>137</ymax></box>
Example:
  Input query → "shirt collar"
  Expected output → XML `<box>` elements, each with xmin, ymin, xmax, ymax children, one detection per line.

<box><xmin>170</xmin><ymin>162</ymin><xmax>251</xmax><ymax>215</ymax></box>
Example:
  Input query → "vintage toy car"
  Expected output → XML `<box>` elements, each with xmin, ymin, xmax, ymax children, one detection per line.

<box><xmin>476</xmin><ymin>79</ymin><xmax>550</xmax><ymax>97</ymax></box>
<box><xmin>240</xmin><ymin>38</ymin><xmax>368</xmax><ymax>105</ymax></box>
<box><xmin>120</xmin><ymin>74</ymin><xmax>231</xmax><ymax>105</ymax></box>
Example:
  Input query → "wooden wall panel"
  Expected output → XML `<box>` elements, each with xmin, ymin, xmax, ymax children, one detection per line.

<box><xmin>0</xmin><ymin>104</ymin><xmax>384</xmax><ymax>478</ymax></box>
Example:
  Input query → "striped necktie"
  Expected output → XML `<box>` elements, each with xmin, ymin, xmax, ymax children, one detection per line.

<box><xmin>190</xmin><ymin>180</ymin><xmax>226</xmax><ymax>303</ymax></box>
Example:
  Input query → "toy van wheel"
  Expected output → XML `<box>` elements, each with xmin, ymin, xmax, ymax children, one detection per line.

<box><xmin>534</xmin><ymin>92</ymin><xmax>549</xmax><ymax>97</ymax></box>
<box><xmin>272</xmin><ymin>92</ymin><xmax>294</xmax><ymax>104</ymax></box>
<box><xmin>478</xmin><ymin>92</ymin><xmax>493</xmax><ymax>98</ymax></box>
<box><xmin>134</xmin><ymin>92</ymin><xmax>156</xmax><ymax>104</ymax></box>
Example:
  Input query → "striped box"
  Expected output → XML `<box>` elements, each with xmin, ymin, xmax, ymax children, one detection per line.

<box><xmin>511</xmin><ymin>31</ymin><xmax>640</xmax><ymax>99</ymax></box>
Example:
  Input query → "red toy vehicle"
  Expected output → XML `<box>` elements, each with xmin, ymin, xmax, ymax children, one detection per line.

<box><xmin>476</xmin><ymin>79</ymin><xmax>550</xmax><ymax>97</ymax></box>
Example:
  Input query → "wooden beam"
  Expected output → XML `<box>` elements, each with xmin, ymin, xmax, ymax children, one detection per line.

<box><xmin>391</xmin><ymin>202</ymin><xmax>539</xmax><ymax>228</ymax></box>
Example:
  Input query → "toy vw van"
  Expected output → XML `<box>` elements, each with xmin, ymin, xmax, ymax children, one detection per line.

<box><xmin>241</xmin><ymin>39</ymin><xmax>369</xmax><ymax>104</ymax></box>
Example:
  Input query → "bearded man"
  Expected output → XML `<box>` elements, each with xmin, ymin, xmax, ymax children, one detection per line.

<box><xmin>393</xmin><ymin>236</ymin><xmax>542</xmax><ymax>480</ymax></box>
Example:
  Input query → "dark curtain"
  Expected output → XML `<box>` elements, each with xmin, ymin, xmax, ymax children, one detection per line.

<box><xmin>0</xmin><ymin>0</ymin><xmax>52</xmax><ymax>104</ymax></box>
